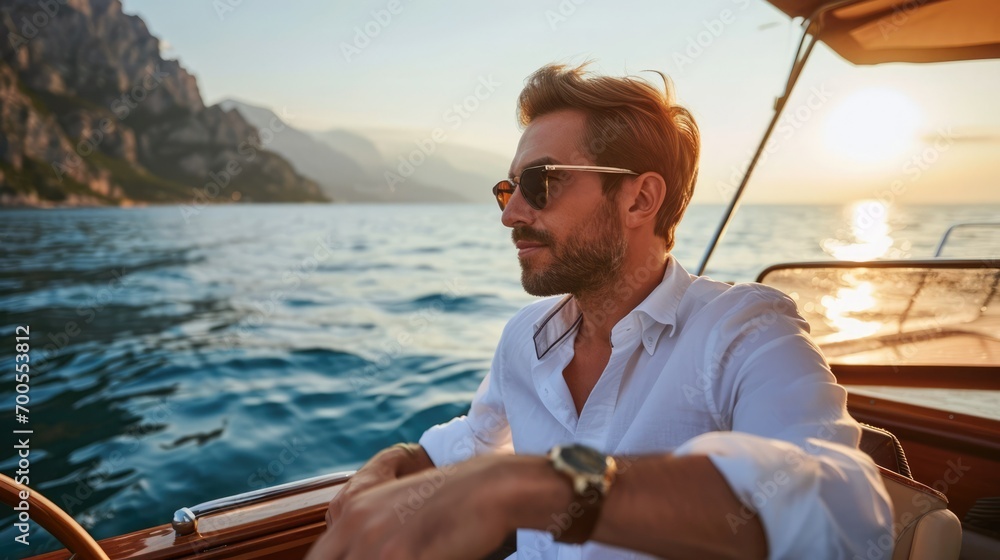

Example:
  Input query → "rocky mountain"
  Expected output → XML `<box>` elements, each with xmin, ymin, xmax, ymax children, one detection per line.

<box><xmin>220</xmin><ymin>99</ymin><xmax>473</xmax><ymax>203</ymax></box>
<box><xmin>0</xmin><ymin>0</ymin><xmax>326</xmax><ymax>206</ymax></box>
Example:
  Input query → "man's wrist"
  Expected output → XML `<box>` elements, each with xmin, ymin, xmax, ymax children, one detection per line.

<box><xmin>491</xmin><ymin>455</ymin><xmax>576</xmax><ymax>534</ymax></box>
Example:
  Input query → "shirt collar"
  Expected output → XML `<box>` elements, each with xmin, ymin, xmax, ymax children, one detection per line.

<box><xmin>531</xmin><ymin>255</ymin><xmax>694</xmax><ymax>360</ymax></box>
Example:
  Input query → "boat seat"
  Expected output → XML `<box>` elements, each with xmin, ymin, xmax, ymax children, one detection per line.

<box><xmin>878</xmin><ymin>466</ymin><xmax>962</xmax><ymax>560</ymax></box>
<box><xmin>859</xmin><ymin>423</ymin><xmax>912</xmax><ymax>478</ymax></box>
<box><xmin>858</xmin><ymin>424</ymin><xmax>961</xmax><ymax>559</ymax></box>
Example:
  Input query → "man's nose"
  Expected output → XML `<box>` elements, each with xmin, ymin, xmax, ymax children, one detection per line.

<box><xmin>500</xmin><ymin>184</ymin><xmax>535</xmax><ymax>228</ymax></box>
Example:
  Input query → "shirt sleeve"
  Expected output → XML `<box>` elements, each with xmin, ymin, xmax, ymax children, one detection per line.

<box><xmin>418</xmin><ymin>327</ymin><xmax>513</xmax><ymax>466</ymax></box>
<box><xmin>673</xmin><ymin>285</ymin><xmax>894</xmax><ymax>560</ymax></box>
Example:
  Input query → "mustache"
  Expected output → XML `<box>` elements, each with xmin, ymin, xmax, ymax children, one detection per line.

<box><xmin>512</xmin><ymin>227</ymin><xmax>554</xmax><ymax>245</ymax></box>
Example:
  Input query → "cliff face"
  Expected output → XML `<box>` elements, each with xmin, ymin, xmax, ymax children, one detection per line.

<box><xmin>0</xmin><ymin>0</ymin><xmax>327</xmax><ymax>205</ymax></box>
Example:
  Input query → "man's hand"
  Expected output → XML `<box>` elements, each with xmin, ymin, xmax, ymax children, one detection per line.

<box><xmin>311</xmin><ymin>450</ymin><xmax>767</xmax><ymax>559</ymax></box>
<box><xmin>308</xmin><ymin>455</ymin><xmax>539</xmax><ymax>560</ymax></box>
<box><xmin>325</xmin><ymin>443</ymin><xmax>435</xmax><ymax>525</ymax></box>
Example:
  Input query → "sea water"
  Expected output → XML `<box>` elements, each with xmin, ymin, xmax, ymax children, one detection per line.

<box><xmin>0</xmin><ymin>202</ymin><xmax>997</xmax><ymax>557</ymax></box>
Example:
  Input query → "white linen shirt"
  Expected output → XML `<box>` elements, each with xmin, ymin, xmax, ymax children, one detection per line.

<box><xmin>419</xmin><ymin>256</ymin><xmax>893</xmax><ymax>560</ymax></box>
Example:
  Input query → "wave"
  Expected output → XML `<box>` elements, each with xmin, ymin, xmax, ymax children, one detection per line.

<box><xmin>381</xmin><ymin>293</ymin><xmax>509</xmax><ymax>314</ymax></box>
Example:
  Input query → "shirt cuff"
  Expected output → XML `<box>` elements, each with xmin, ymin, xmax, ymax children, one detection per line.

<box><xmin>418</xmin><ymin>416</ymin><xmax>478</xmax><ymax>467</ymax></box>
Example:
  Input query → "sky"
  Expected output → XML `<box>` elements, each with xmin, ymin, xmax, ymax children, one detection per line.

<box><xmin>121</xmin><ymin>0</ymin><xmax>1000</xmax><ymax>204</ymax></box>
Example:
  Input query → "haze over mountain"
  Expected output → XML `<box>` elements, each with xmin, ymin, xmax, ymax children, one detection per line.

<box><xmin>221</xmin><ymin>99</ymin><xmax>469</xmax><ymax>203</ymax></box>
<box><xmin>222</xmin><ymin>99</ymin><xmax>506</xmax><ymax>203</ymax></box>
<box><xmin>218</xmin><ymin>99</ymin><xmax>380</xmax><ymax>202</ymax></box>
<box><xmin>320</xmin><ymin>128</ymin><xmax>510</xmax><ymax>205</ymax></box>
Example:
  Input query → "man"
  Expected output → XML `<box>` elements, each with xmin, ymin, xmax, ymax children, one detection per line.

<box><xmin>307</xmin><ymin>64</ymin><xmax>892</xmax><ymax>559</ymax></box>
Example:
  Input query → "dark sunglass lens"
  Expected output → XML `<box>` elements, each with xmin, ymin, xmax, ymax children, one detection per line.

<box><xmin>521</xmin><ymin>168</ymin><xmax>548</xmax><ymax>210</ymax></box>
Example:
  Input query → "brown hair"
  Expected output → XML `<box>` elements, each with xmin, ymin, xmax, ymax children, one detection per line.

<box><xmin>517</xmin><ymin>63</ymin><xmax>700</xmax><ymax>251</ymax></box>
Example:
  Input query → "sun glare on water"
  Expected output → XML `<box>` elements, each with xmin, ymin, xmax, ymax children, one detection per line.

<box><xmin>823</xmin><ymin>88</ymin><xmax>923</xmax><ymax>164</ymax></box>
<box><xmin>822</xmin><ymin>200</ymin><xmax>895</xmax><ymax>261</ymax></box>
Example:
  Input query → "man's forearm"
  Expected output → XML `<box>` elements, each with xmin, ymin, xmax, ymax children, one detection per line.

<box><xmin>497</xmin><ymin>454</ymin><xmax>767</xmax><ymax>559</ymax></box>
<box><xmin>594</xmin><ymin>454</ymin><xmax>766</xmax><ymax>559</ymax></box>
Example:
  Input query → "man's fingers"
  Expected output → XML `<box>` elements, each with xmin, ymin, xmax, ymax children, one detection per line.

<box><xmin>326</xmin><ymin>479</ymin><xmax>362</xmax><ymax>526</ymax></box>
<box><xmin>314</xmin><ymin>451</ymin><xmax>418</xmax><ymax>557</ymax></box>
<box><xmin>327</xmin><ymin>467</ymin><xmax>394</xmax><ymax>521</ymax></box>
<box><xmin>326</xmin><ymin>490</ymin><xmax>348</xmax><ymax>526</ymax></box>
<box><xmin>304</xmin><ymin>527</ymin><xmax>346</xmax><ymax>560</ymax></box>
<box><xmin>343</xmin><ymin>527</ymin><xmax>394</xmax><ymax>560</ymax></box>
<box><xmin>372</xmin><ymin>534</ymin><xmax>415</xmax><ymax>560</ymax></box>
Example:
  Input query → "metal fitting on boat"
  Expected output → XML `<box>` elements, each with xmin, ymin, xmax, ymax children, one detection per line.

<box><xmin>170</xmin><ymin>471</ymin><xmax>354</xmax><ymax>536</ymax></box>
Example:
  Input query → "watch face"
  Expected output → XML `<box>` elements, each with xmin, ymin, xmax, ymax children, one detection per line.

<box><xmin>560</xmin><ymin>444</ymin><xmax>607</xmax><ymax>475</ymax></box>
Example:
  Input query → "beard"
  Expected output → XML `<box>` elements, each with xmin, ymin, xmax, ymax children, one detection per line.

<box><xmin>513</xmin><ymin>199</ymin><xmax>628</xmax><ymax>297</ymax></box>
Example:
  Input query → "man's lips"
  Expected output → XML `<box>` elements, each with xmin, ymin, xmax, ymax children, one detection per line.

<box><xmin>515</xmin><ymin>240</ymin><xmax>546</xmax><ymax>257</ymax></box>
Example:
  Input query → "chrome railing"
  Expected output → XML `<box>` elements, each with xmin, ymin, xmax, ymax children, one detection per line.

<box><xmin>172</xmin><ymin>470</ymin><xmax>354</xmax><ymax>536</ymax></box>
<box><xmin>934</xmin><ymin>222</ymin><xmax>1000</xmax><ymax>258</ymax></box>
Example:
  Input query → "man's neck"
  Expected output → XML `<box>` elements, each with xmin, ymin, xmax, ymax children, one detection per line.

<box><xmin>574</xmin><ymin>249</ymin><xmax>669</xmax><ymax>346</ymax></box>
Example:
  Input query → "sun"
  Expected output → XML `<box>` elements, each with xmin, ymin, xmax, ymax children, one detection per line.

<box><xmin>823</xmin><ymin>88</ymin><xmax>923</xmax><ymax>164</ymax></box>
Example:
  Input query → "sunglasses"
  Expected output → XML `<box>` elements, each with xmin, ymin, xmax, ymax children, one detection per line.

<box><xmin>492</xmin><ymin>165</ymin><xmax>638</xmax><ymax>211</ymax></box>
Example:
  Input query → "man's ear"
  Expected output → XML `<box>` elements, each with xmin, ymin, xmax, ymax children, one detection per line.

<box><xmin>622</xmin><ymin>172</ymin><xmax>667</xmax><ymax>230</ymax></box>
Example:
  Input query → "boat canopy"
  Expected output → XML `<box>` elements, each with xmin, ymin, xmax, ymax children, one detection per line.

<box><xmin>767</xmin><ymin>0</ymin><xmax>1000</xmax><ymax>64</ymax></box>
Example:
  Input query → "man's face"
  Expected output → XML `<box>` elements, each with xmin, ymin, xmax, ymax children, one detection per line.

<box><xmin>502</xmin><ymin>109</ymin><xmax>628</xmax><ymax>297</ymax></box>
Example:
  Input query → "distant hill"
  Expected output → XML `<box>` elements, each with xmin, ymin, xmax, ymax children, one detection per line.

<box><xmin>221</xmin><ymin>99</ymin><xmax>468</xmax><ymax>203</ymax></box>
<box><xmin>0</xmin><ymin>0</ymin><xmax>326</xmax><ymax>206</ymax></box>
<box><xmin>218</xmin><ymin>99</ymin><xmax>380</xmax><ymax>202</ymax></box>
<box><xmin>312</xmin><ymin>128</ymin><xmax>509</xmax><ymax>205</ymax></box>
<box><xmin>310</xmin><ymin>129</ymin><xmax>384</xmax><ymax>171</ymax></box>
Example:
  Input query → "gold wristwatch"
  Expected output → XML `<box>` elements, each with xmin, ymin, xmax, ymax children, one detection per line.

<box><xmin>547</xmin><ymin>444</ymin><xmax>618</xmax><ymax>544</ymax></box>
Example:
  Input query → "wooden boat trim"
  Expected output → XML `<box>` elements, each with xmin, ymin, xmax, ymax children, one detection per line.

<box><xmin>847</xmin><ymin>394</ymin><xmax>1000</xmax><ymax>454</ymax></box>
<box><xmin>27</xmin><ymin>479</ymin><xmax>346</xmax><ymax>560</ymax></box>
<box><xmin>831</xmin><ymin>364</ymin><xmax>1000</xmax><ymax>391</ymax></box>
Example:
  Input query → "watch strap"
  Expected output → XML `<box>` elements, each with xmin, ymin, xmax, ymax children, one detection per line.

<box><xmin>553</xmin><ymin>485</ymin><xmax>603</xmax><ymax>544</ymax></box>
<box><xmin>547</xmin><ymin>445</ymin><xmax>616</xmax><ymax>544</ymax></box>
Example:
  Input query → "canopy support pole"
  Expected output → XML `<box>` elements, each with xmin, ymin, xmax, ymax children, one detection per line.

<box><xmin>696</xmin><ymin>18</ymin><xmax>823</xmax><ymax>276</ymax></box>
